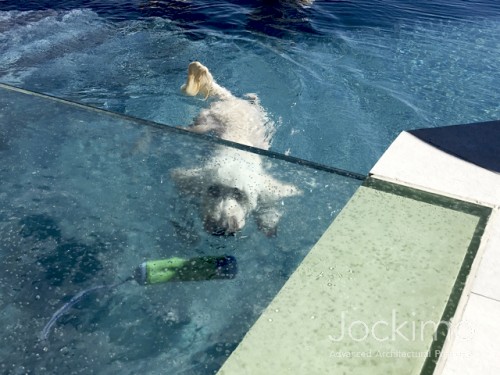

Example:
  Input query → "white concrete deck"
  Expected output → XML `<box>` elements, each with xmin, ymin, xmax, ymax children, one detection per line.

<box><xmin>371</xmin><ymin>131</ymin><xmax>500</xmax><ymax>375</ymax></box>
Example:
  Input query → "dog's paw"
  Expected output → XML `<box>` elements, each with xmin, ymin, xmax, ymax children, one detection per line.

<box><xmin>255</xmin><ymin>207</ymin><xmax>282</xmax><ymax>237</ymax></box>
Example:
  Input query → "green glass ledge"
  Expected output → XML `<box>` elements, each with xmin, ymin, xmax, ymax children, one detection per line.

<box><xmin>218</xmin><ymin>178</ymin><xmax>491</xmax><ymax>375</ymax></box>
<box><xmin>363</xmin><ymin>178</ymin><xmax>491</xmax><ymax>375</ymax></box>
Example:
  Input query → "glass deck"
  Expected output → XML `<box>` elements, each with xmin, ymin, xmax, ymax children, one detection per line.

<box><xmin>0</xmin><ymin>84</ymin><xmax>361</xmax><ymax>374</ymax></box>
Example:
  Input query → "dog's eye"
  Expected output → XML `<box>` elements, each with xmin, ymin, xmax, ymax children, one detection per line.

<box><xmin>231</xmin><ymin>188</ymin><xmax>244</xmax><ymax>201</ymax></box>
<box><xmin>207</xmin><ymin>185</ymin><xmax>221</xmax><ymax>197</ymax></box>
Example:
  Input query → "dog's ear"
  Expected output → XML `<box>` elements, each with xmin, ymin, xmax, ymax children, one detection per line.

<box><xmin>171</xmin><ymin>167</ymin><xmax>205</xmax><ymax>194</ymax></box>
<box><xmin>260</xmin><ymin>175</ymin><xmax>302</xmax><ymax>201</ymax></box>
<box><xmin>181</xmin><ymin>61</ymin><xmax>213</xmax><ymax>99</ymax></box>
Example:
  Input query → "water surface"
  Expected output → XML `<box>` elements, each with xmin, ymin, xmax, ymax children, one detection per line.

<box><xmin>1</xmin><ymin>0</ymin><xmax>499</xmax><ymax>173</ymax></box>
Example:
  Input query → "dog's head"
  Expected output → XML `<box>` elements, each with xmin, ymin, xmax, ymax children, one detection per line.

<box><xmin>171</xmin><ymin>167</ymin><xmax>251</xmax><ymax>236</ymax></box>
<box><xmin>201</xmin><ymin>185</ymin><xmax>249</xmax><ymax>236</ymax></box>
<box><xmin>181</xmin><ymin>61</ymin><xmax>214</xmax><ymax>99</ymax></box>
<box><xmin>171</xmin><ymin>164</ymin><xmax>301</xmax><ymax>237</ymax></box>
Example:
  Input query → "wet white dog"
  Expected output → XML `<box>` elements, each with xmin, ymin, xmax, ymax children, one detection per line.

<box><xmin>172</xmin><ymin>61</ymin><xmax>300</xmax><ymax>236</ymax></box>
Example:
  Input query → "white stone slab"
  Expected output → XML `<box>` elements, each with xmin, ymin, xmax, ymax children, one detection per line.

<box><xmin>440</xmin><ymin>293</ymin><xmax>500</xmax><ymax>375</ymax></box>
<box><xmin>471</xmin><ymin>208</ymin><xmax>500</xmax><ymax>301</ymax></box>
<box><xmin>370</xmin><ymin>132</ymin><xmax>500</xmax><ymax>207</ymax></box>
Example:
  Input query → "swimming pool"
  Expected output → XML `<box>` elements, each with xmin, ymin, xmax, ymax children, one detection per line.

<box><xmin>0</xmin><ymin>1</ymin><xmax>499</xmax><ymax>374</ymax></box>
<box><xmin>1</xmin><ymin>0</ymin><xmax>499</xmax><ymax>174</ymax></box>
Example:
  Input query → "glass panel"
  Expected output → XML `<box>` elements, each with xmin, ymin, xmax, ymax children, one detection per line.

<box><xmin>0</xmin><ymin>85</ymin><xmax>361</xmax><ymax>374</ymax></box>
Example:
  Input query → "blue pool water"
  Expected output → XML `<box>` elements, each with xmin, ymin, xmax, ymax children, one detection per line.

<box><xmin>0</xmin><ymin>1</ymin><xmax>499</xmax><ymax>374</ymax></box>
<box><xmin>1</xmin><ymin>0</ymin><xmax>499</xmax><ymax>173</ymax></box>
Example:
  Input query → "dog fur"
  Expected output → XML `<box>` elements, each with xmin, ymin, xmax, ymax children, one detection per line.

<box><xmin>172</xmin><ymin>61</ymin><xmax>300</xmax><ymax>236</ymax></box>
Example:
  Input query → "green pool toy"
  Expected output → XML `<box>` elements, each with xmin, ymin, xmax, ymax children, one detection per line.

<box><xmin>134</xmin><ymin>255</ymin><xmax>238</xmax><ymax>285</ymax></box>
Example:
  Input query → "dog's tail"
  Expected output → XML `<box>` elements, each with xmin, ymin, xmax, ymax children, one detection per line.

<box><xmin>181</xmin><ymin>61</ymin><xmax>232</xmax><ymax>100</ymax></box>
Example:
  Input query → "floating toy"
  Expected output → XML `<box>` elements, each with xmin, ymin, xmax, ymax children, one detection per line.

<box><xmin>40</xmin><ymin>255</ymin><xmax>237</xmax><ymax>342</ymax></box>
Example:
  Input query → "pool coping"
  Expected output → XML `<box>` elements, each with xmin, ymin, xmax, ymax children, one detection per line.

<box><xmin>371</xmin><ymin>130</ymin><xmax>500</xmax><ymax>375</ymax></box>
<box><xmin>362</xmin><ymin>177</ymin><xmax>492</xmax><ymax>375</ymax></box>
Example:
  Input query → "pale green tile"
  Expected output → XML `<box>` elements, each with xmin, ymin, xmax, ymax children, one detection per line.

<box><xmin>218</xmin><ymin>184</ymin><xmax>484</xmax><ymax>375</ymax></box>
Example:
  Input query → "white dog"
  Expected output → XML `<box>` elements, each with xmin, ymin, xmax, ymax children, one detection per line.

<box><xmin>172</xmin><ymin>62</ymin><xmax>300</xmax><ymax>236</ymax></box>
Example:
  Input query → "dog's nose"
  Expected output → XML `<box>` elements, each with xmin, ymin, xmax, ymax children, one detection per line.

<box><xmin>227</xmin><ymin>216</ymin><xmax>241</xmax><ymax>234</ymax></box>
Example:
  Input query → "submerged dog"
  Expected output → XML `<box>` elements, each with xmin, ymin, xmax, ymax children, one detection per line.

<box><xmin>171</xmin><ymin>62</ymin><xmax>301</xmax><ymax>236</ymax></box>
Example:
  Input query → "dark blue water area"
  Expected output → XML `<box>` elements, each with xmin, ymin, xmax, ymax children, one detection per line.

<box><xmin>2</xmin><ymin>0</ymin><xmax>500</xmax><ymax>31</ymax></box>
